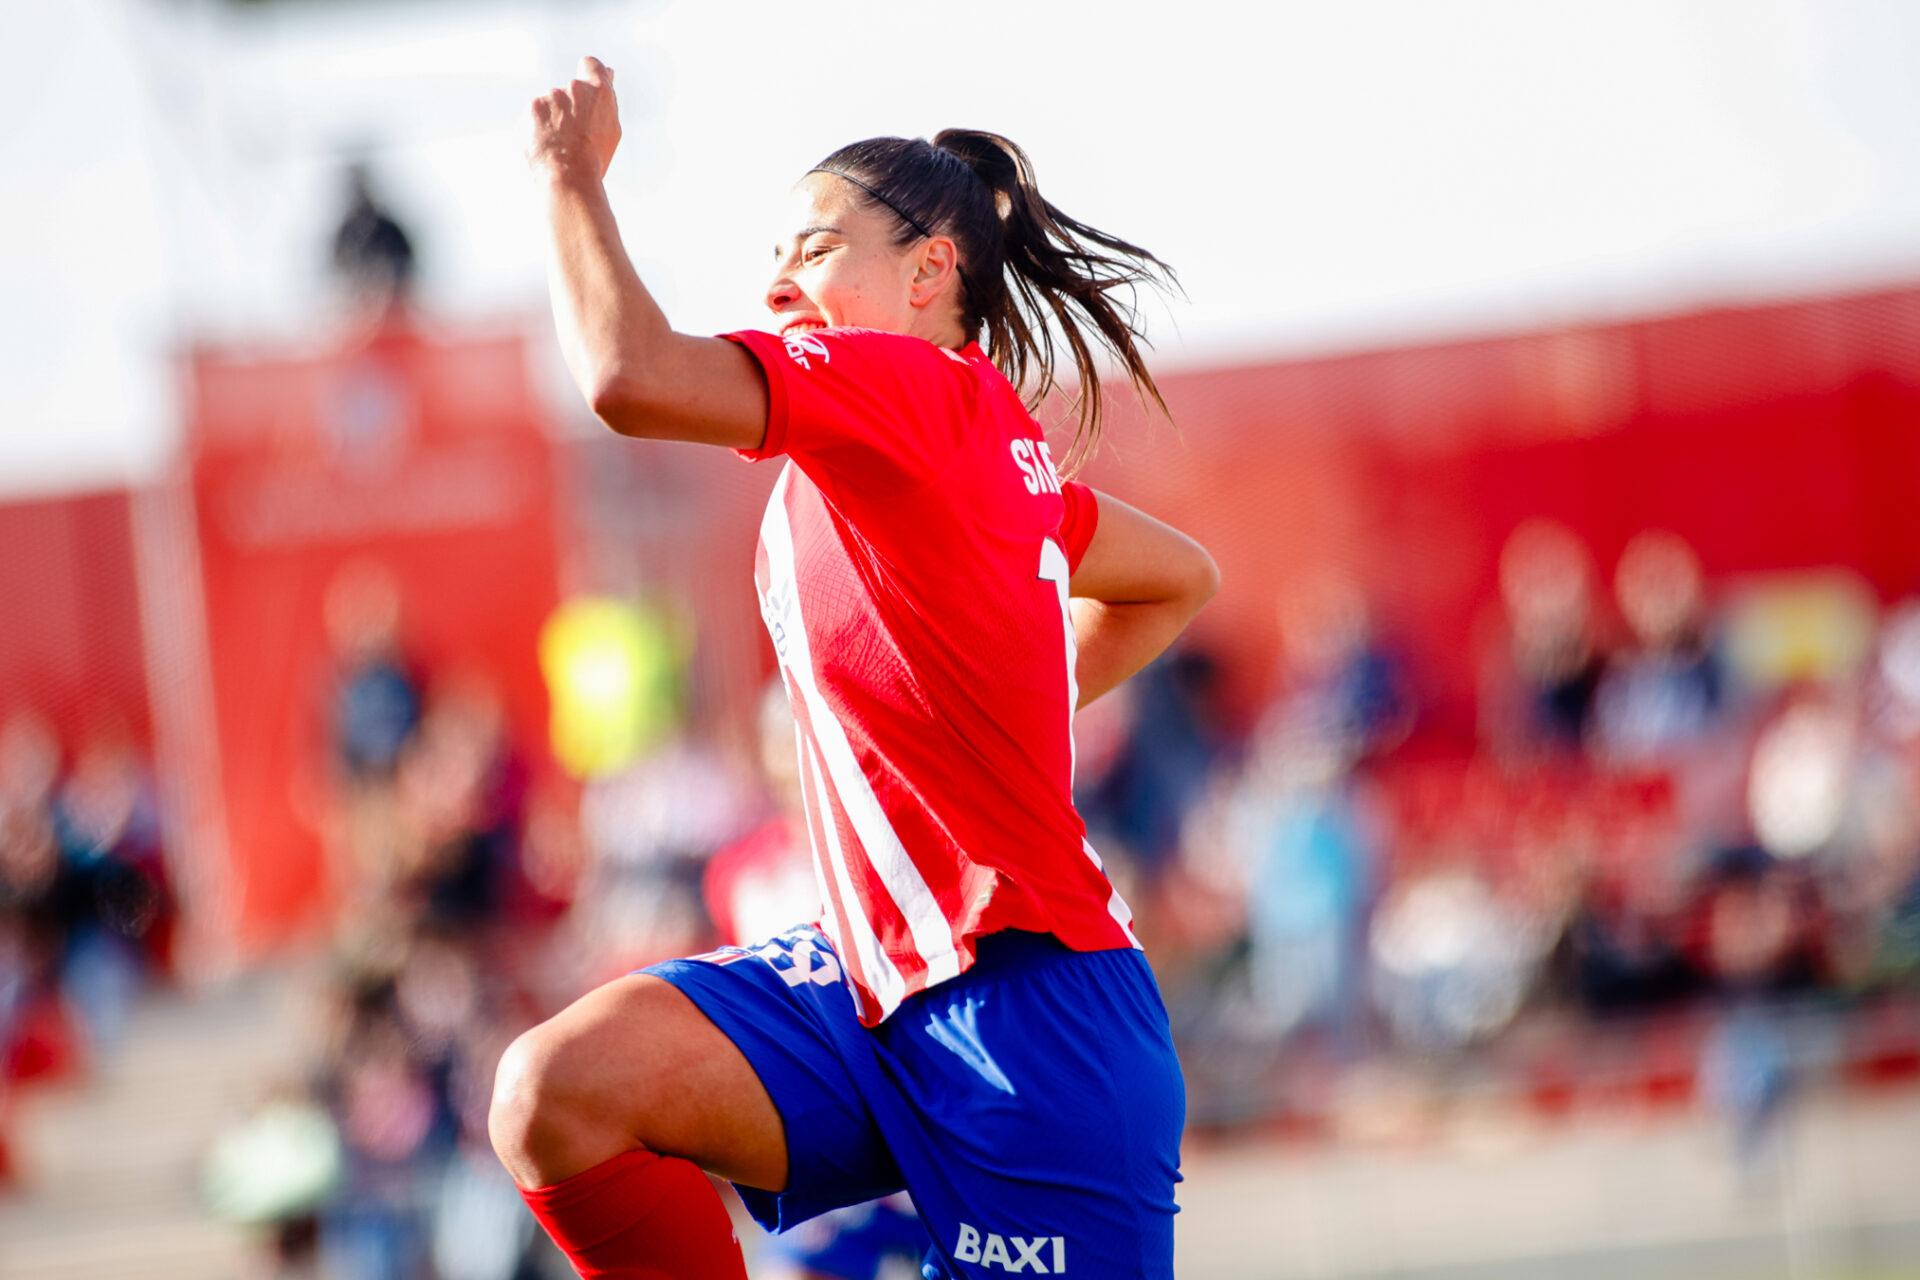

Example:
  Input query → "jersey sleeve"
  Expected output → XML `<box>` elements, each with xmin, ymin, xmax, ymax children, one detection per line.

<box><xmin>722</xmin><ymin>328</ymin><xmax>975</xmax><ymax>492</ymax></box>
<box><xmin>1059</xmin><ymin>480</ymin><xmax>1100</xmax><ymax>573</ymax></box>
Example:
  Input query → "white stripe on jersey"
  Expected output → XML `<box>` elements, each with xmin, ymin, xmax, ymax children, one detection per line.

<box><xmin>787</xmin><ymin>708</ymin><xmax>842</xmax><ymax>956</ymax></box>
<box><xmin>760</xmin><ymin>466</ymin><xmax>963</xmax><ymax>999</ymax></box>
<box><xmin>788</xmin><ymin>701</ymin><xmax>878</xmax><ymax>1010</ymax></box>
<box><xmin>804</xmin><ymin>736</ymin><xmax>905</xmax><ymax>1014</ymax></box>
<box><xmin>1083</xmin><ymin>837</ymin><xmax>1142</xmax><ymax>949</ymax></box>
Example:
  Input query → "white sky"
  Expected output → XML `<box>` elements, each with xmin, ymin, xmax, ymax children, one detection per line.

<box><xmin>6</xmin><ymin>0</ymin><xmax>1920</xmax><ymax>499</ymax></box>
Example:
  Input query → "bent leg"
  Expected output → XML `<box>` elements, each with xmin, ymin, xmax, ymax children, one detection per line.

<box><xmin>488</xmin><ymin>974</ymin><xmax>784</xmax><ymax>1280</ymax></box>
<box><xmin>489</xmin><ymin>972</ymin><xmax>787</xmax><ymax>1191</ymax></box>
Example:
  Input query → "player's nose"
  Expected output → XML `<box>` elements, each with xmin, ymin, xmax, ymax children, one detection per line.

<box><xmin>765</xmin><ymin>273</ymin><xmax>800</xmax><ymax>314</ymax></box>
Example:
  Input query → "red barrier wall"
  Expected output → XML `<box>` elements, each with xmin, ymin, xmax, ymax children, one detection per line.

<box><xmin>1079</xmin><ymin>284</ymin><xmax>1920</xmax><ymax>740</ymax></box>
<box><xmin>0</xmin><ymin>490</ymin><xmax>149</xmax><ymax>750</ymax></box>
<box><xmin>186</xmin><ymin>324</ymin><xmax>560</xmax><ymax>952</ymax></box>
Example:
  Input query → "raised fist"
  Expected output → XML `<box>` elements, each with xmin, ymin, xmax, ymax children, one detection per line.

<box><xmin>528</xmin><ymin>56</ymin><xmax>622</xmax><ymax>180</ymax></box>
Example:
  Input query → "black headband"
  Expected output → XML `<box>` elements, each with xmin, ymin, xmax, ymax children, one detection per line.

<box><xmin>809</xmin><ymin>167</ymin><xmax>936</xmax><ymax>240</ymax></box>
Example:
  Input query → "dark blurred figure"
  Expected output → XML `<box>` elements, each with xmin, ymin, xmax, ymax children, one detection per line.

<box><xmin>0</xmin><ymin>711</ymin><xmax>80</xmax><ymax>1086</ymax></box>
<box><xmin>1559</xmin><ymin>868</ymin><xmax>1697</xmax><ymax>1016</ymax></box>
<box><xmin>50</xmin><ymin>716</ymin><xmax>172</xmax><ymax>1055</ymax></box>
<box><xmin>314</xmin><ymin>955</ymin><xmax>442</xmax><ymax>1280</ymax></box>
<box><xmin>1270</xmin><ymin>570</ymin><xmax>1414</xmax><ymax>767</ymax></box>
<box><xmin>1690</xmin><ymin>845</ymin><xmax>1828</xmax><ymax>998</ymax></box>
<box><xmin>1690</xmin><ymin>845</ymin><xmax>1826</xmax><ymax>1178</ymax></box>
<box><xmin>1078</xmin><ymin>643</ymin><xmax>1227</xmax><ymax>878</ymax></box>
<box><xmin>1591</xmin><ymin>530</ymin><xmax>1725</xmax><ymax>766</ymax></box>
<box><xmin>328</xmin><ymin>560</ymin><xmax>422</xmax><ymax>788</ymax></box>
<box><xmin>1235</xmin><ymin>573</ymin><xmax>1404</xmax><ymax>1045</ymax></box>
<box><xmin>390</xmin><ymin>673</ymin><xmax>524</xmax><ymax>932</ymax></box>
<box><xmin>331</xmin><ymin>163</ymin><xmax>416</xmax><ymax>319</ymax></box>
<box><xmin>322</xmin><ymin>560</ymin><xmax>424</xmax><ymax>912</ymax></box>
<box><xmin>1483</xmin><ymin>519</ymin><xmax>1607</xmax><ymax>758</ymax></box>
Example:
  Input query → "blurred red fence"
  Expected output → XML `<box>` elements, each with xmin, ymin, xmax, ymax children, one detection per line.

<box><xmin>1085</xmin><ymin>284</ymin><xmax>1920</xmax><ymax>741</ymax></box>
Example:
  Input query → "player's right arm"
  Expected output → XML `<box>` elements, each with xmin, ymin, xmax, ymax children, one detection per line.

<box><xmin>1068</xmin><ymin>490</ymin><xmax>1219</xmax><ymax>707</ymax></box>
<box><xmin>530</xmin><ymin>57</ymin><xmax>769</xmax><ymax>451</ymax></box>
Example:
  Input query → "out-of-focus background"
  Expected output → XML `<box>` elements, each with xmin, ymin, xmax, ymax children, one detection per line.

<box><xmin>7</xmin><ymin>1</ymin><xmax>1920</xmax><ymax>1277</ymax></box>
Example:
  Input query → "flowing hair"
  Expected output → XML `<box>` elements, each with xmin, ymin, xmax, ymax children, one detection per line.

<box><xmin>810</xmin><ymin>130</ymin><xmax>1176</xmax><ymax>468</ymax></box>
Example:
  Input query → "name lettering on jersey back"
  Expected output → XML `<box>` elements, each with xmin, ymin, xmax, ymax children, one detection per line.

<box><xmin>1009</xmin><ymin>438</ymin><xmax>1063</xmax><ymax>496</ymax></box>
<box><xmin>955</xmin><ymin>1222</ymin><xmax>1066</xmax><ymax>1273</ymax></box>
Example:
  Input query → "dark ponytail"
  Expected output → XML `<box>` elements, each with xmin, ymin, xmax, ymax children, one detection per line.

<box><xmin>810</xmin><ymin>130</ymin><xmax>1175</xmax><ymax>468</ymax></box>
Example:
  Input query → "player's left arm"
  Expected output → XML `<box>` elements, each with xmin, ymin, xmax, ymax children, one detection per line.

<box><xmin>1068</xmin><ymin>490</ymin><xmax>1219</xmax><ymax>708</ymax></box>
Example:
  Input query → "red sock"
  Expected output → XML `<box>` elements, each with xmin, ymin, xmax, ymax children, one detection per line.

<box><xmin>519</xmin><ymin>1148</ymin><xmax>748</xmax><ymax>1279</ymax></box>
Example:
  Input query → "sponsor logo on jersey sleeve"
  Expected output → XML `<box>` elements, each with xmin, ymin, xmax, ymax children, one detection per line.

<box><xmin>783</xmin><ymin>333</ymin><xmax>832</xmax><ymax>370</ymax></box>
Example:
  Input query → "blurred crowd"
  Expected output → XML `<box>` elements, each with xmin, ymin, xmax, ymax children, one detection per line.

<box><xmin>0</xmin><ymin>706</ymin><xmax>175</xmax><ymax>1181</ymax></box>
<box><xmin>204</xmin><ymin>561</ymin><xmax>565</xmax><ymax>1280</ymax></box>
<box><xmin>14</xmin><ymin>514</ymin><xmax>1920</xmax><ymax>1277</ymax></box>
<box><xmin>1115</xmin><ymin>521</ymin><xmax>1920</xmax><ymax>1145</ymax></box>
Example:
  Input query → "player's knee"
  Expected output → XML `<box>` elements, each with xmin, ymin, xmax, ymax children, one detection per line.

<box><xmin>488</xmin><ymin>1020</ymin><xmax>594</xmax><ymax>1186</ymax></box>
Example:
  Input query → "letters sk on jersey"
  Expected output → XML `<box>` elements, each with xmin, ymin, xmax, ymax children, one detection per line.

<box><xmin>726</xmin><ymin>326</ymin><xmax>1138</xmax><ymax>1025</ymax></box>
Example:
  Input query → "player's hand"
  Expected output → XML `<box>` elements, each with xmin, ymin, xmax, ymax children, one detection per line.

<box><xmin>529</xmin><ymin>56</ymin><xmax>622</xmax><ymax>182</ymax></box>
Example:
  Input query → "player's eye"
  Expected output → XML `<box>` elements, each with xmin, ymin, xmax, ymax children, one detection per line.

<box><xmin>803</xmin><ymin>246</ymin><xmax>832</xmax><ymax>263</ymax></box>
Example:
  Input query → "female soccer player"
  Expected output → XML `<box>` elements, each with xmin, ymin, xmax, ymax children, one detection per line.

<box><xmin>491</xmin><ymin>57</ymin><xmax>1219</xmax><ymax>1279</ymax></box>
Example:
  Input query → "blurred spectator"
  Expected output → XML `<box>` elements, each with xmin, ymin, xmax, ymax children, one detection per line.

<box><xmin>1078</xmin><ymin>643</ymin><xmax>1227</xmax><ymax>877</ymax></box>
<box><xmin>50</xmin><ymin>717</ymin><xmax>172</xmax><ymax>1054</ymax></box>
<box><xmin>1483</xmin><ymin>519</ymin><xmax>1607</xmax><ymax>758</ymax></box>
<box><xmin>391</xmin><ymin>673</ymin><xmax>524</xmax><ymax>931</ymax></box>
<box><xmin>1558</xmin><ymin>864</ymin><xmax>1697</xmax><ymax>1016</ymax></box>
<box><xmin>1226</xmin><ymin>732</ymin><xmax>1378</xmax><ymax>1047</ymax></box>
<box><xmin>0</xmin><ymin>710</ymin><xmax>77</xmax><ymax>1081</ymax></box>
<box><xmin>327</xmin><ymin>560</ymin><xmax>422</xmax><ymax>787</ymax></box>
<box><xmin>0</xmin><ymin>709</ymin><xmax>173</xmax><ymax>1072</ymax></box>
<box><xmin>572</xmin><ymin>731</ymin><xmax>756</xmax><ymax>978</ymax></box>
<box><xmin>305</xmin><ymin>921</ymin><xmax>537</xmax><ymax>1280</ymax></box>
<box><xmin>1591</xmin><ymin>530</ymin><xmax>1726</xmax><ymax>765</ymax></box>
<box><xmin>1368</xmin><ymin>867</ymin><xmax>1550</xmax><ymax>1051</ymax></box>
<box><xmin>322</xmin><ymin>559</ymin><xmax>424</xmax><ymax>907</ymax></box>
<box><xmin>1270</xmin><ymin>570</ymin><xmax>1414</xmax><ymax>767</ymax></box>
<box><xmin>702</xmin><ymin>682</ymin><xmax>818</xmax><ymax>950</ymax></box>
<box><xmin>1692</xmin><ymin>846</ymin><xmax>1826</xmax><ymax>997</ymax></box>
<box><xmin>331</xmin><ymin>163</ymin><xmax>416</xmax><ymax>319</ymax></box>
<box><xmin>1747</xmin><ymin>694</ymin><xmax>1857</xmax><ymax>864</ymax></box>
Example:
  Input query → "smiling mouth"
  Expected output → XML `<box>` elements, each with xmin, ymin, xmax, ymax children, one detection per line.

<box><xmin>779</xmin><ymin>318</ymin><xmax>827</xmax><ymax>336</ymax></box>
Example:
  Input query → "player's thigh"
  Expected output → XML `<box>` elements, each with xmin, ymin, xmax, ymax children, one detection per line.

<box><xmin>491</xmin><ymin>972</ymin><xmax>787</xmax><ymax>1191</ymax></box>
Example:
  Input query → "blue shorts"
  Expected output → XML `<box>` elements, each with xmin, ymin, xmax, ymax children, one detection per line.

<box><xmin>644</xmin><ymin>927</ymin><xmax>1184</xmax><ymax>1278</ymax></box>
<box><xmin>762</xmin><ymin>1192</ymin><xmax>929</xmax><ymax>1280</ymax></box>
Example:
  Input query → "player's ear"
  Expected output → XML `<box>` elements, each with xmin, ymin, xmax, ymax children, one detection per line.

<box><xmin>909</xmin><ymin>236</ymin><xmax>960</xmax><ymax>310</ymax></box>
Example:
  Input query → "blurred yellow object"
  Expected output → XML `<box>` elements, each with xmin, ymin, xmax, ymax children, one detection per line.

<box><xmin>1722</xmin><ymin>570</ymin><xmax>1878</xmax><ymax>689</ymax></box>
<box><xmin>539</xmin><ymin>597</ymin><xmax>680</xmax><ymax>779</ymax></box>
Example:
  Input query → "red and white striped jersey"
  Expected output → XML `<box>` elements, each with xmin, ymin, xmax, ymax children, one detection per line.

<box><xmin>725</xmin><ymin>326</ymin><xmax>1139</xmax><ymax>1026</ymax></box>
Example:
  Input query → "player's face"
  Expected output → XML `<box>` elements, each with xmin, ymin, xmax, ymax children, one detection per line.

<box><xmin>767</xmin><ymin>173</ymin><xmax>925</xmax><ymax>338</ymax></box>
